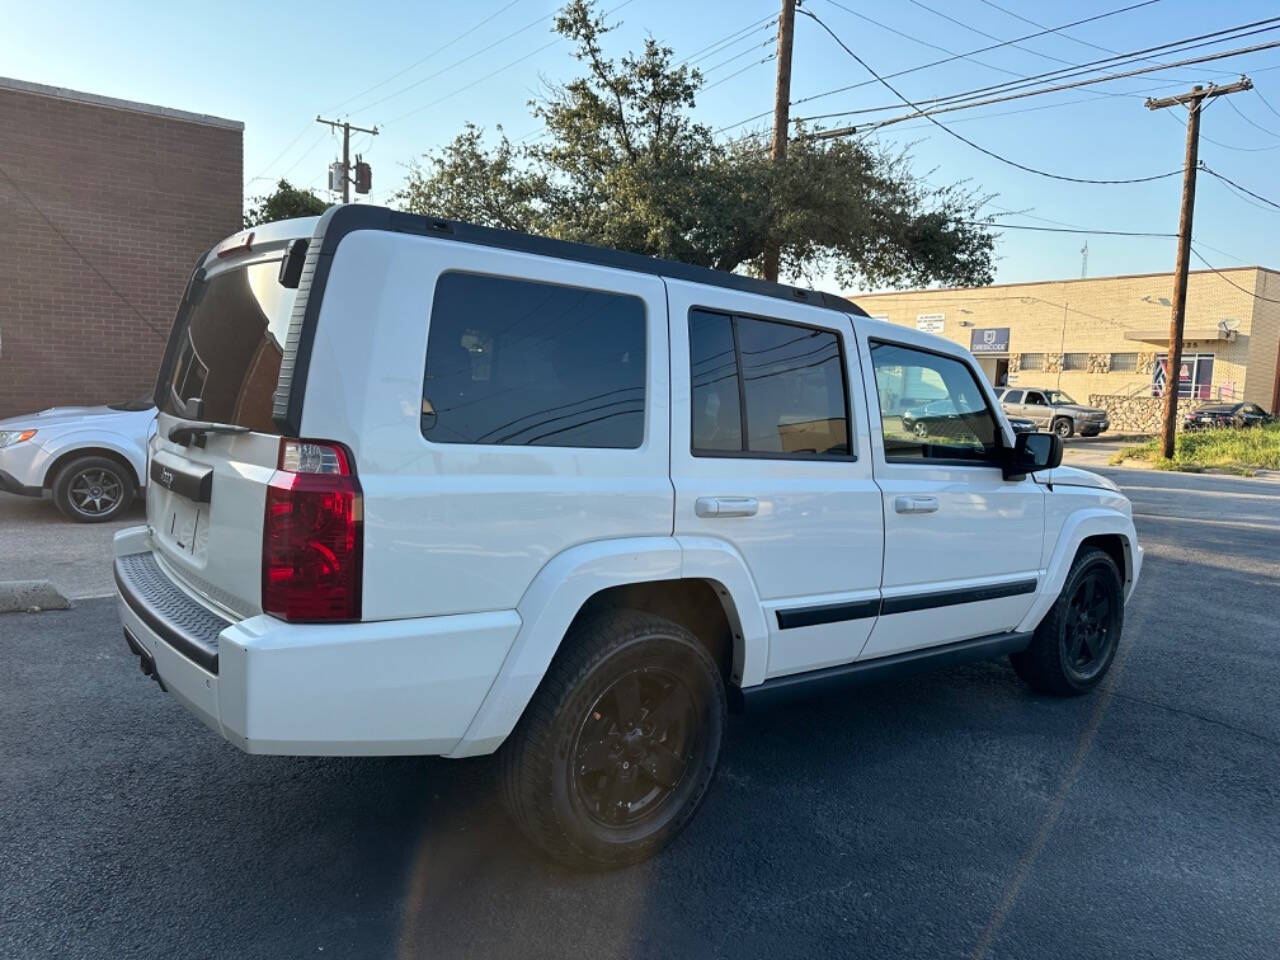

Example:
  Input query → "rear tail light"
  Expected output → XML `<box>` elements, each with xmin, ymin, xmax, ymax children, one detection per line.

<box><xmin>262</xmin><ymin>439</ymin><xmax>362</xmax><ymax>622</ymax></box>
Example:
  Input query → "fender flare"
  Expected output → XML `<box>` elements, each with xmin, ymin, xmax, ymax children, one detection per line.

<box><xmin>447</xmin><ymin>535</ymin><xmax>765</xmax><ymax>758</ymax></box>
<box><xmin>39</xmin><ymin>431</ymin><xmax>148</xmax><ymax>489</ymax></box>
<box><xmin>1016</xmin><ymin>508</ymin><xmax>1140</xmax><ymax>634</ymax></box>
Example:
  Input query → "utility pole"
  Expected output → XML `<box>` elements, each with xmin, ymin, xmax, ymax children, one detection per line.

<box><xmin>763</xmin><ymin>0</ymin><xmax>797</xmax><ymax>283</ymax></box>
<box><xmin>316</xmin><ymin>116</ymin><xmax>379</xmax><ymax>204</ymax></box>
<box><xmin>1145</xmin><ymin>78</ymin><xmax>1251</xmax><ymax>458</ymax></box>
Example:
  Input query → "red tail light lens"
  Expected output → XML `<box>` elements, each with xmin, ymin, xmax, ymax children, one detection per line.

<box><xmin>262</xmin><ymin>439</ymin><xmax>362</xmax><ymax>622</ymax></box>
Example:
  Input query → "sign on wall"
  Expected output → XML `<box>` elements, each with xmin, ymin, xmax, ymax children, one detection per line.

<box><xmin>970</xmin><ymin>327</ymin><xmax>1010</xmax><ymax>354</ymax></box>
<box><xmin>916</xmin><ymin>313</ymin><xmax>945</xmax><ymax>334</ymax></box>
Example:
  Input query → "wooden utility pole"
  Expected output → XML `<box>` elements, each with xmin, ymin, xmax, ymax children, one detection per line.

<box><xmin>763</xmin><ymin>0</ymin><xmax>797</xmax><ymax>283</ymax></box>
<box><xmin>316</xmin><ymin>116</ymin><xmax>379</xmax><ymax>203</ymax></box>
<box><xmin>1145</xmin><ymin>78</ymin><xmax>1251</xmax><ymax>458</ymax></box>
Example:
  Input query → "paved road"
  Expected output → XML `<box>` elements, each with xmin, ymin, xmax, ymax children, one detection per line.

<box><xmin>2</xmin><ymin>472</ymin><xmax>1278</xmax><ymax>959</ymax></box>
<box><xmin>0</xmin><ymin>491</ymin><xmax>143</xmax><ymax>599</ymax></box>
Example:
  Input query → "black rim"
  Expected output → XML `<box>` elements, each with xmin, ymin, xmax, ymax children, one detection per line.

<box><xmin>1055</xmin><ymin>420</ymin><xmax>1071</xmax><ymax>437</ymax></box>
<box><xmin>571</xmin><ymin>667</ymin><xmax>698</xmax><ymax>828</ymax></box>
<box><xmin>68</xmin><ymin>468</ymin><xmax>124</xmax><ymax>516</ymax></box>
<box><xmin>1063</xmin><ymin>568</ymin><xmax>1116</xmax><ymax>680</ymax></box>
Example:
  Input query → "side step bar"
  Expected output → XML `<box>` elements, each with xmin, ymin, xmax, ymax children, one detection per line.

<box><xmin>733</xmin><ymin>631</ymin><xmax>1032</xmax><ymax>711</ymax></box>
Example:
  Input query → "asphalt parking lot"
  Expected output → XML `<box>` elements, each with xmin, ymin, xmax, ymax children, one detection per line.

<box><xmin>2</xmin><ymin>468</ymin><xmax>1279</xmax><ymax>959</ymax></box>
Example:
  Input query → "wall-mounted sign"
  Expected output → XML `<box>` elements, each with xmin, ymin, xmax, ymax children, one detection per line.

<box><xmin>970</xmin><ymin>327</ymin><xmax>1010</xmax><ymax>354</ymax></box>
<box><xmin>916</xmin><ymin>313</ymin><xmax>945</xmax><ymax>334</ymax></box>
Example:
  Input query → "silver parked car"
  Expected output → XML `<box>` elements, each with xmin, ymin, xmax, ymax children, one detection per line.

<box><xmin>995</xmin><ymin>387</ymin><xmax>1110</xmax><ymax>438</ymax></box>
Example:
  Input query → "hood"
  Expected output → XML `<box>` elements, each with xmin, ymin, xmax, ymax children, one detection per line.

<box><xmin>0</xmin><ymin>405</ymin><xmax>151</xmax><ymax>430</ymax></box>
<box><xmin>1061</xmin><ymin>404</ymin><xmax>1106</xmax><ymax>416</ymax></box>
<box><xmin>1038</xmin><ymin>465</ymin><xmax>1120</xmax><ymax>492</ymax></box>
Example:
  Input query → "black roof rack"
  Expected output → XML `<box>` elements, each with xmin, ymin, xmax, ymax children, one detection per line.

<box><xmin>313</xmin><ymin>204</ymin><xmax>865</xmax><ymax>315</ymax></box>
<box><xmin>271</xmin><ymin>204</ymin><xmax>866</xmax><ymax>435</ymax></box>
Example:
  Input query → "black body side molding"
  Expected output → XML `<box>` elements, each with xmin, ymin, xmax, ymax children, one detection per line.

<box><xmin>732</xmin><ymin>631</ymin><xmax>1033</xmax><ymax>712</ymax></box>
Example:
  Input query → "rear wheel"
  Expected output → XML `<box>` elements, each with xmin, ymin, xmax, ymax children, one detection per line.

<box><xmin>52</xmin><ymin>456</ymin><xmax>134</xmax><ymax>523</ymax></box>
<box><xmin>912</xmin><ymin>421</ymin><xmax>929</xmax><ymax>438</ymax></box>
<box><xmin>1053</xmin><ymin>417</ymin><xmax>1074</xmax><ymax>439</ymax></box>
<box><xmin>501</xmin><ymin>610</ymin><xmax>726</xmax><ymax>869</ymax></box>
<box><xmin>1011</xmin><ymin>547</ymin><xmax>1123</xmax><ymax>696</ymax></box>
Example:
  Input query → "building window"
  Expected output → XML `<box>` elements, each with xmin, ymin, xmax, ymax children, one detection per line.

<box><xmin>1110</xmin><ymin>352</ymin><xmax>1139</xmax><ymax>372</ymax></box>
<box><xmin>1019</xmin><ymin>353</ymin><xmax>1044</xmax><ymax>372</ymax></box>
<box><xmin>1153</xmin><ymin>352</ymin><xmax>1215</xmax><ymax>399</ymax></box>
<box><xmin>421</xmin><ymin>272</ymin><xmax>646</xmax><ymax>448</ymax></box>
<box><xmin>1062</xmin><ymin>352</ymin><xmax>1089</xmax><ymax>371</ymax></box>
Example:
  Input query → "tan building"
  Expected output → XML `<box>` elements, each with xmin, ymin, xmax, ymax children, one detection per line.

<box><xmin>852</xmin><ymin>267</ymin><xmax>1280</xmax><ymax>421</ymax></box>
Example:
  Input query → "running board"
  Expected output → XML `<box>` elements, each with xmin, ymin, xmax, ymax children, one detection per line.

<box><xmin>732</xmin><ymin>631</ymin><xmax>1032</xmax><ymax>712</ymax></box>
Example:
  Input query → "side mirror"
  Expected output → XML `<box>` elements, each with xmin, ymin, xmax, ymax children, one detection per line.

<box><xmin>1003</xmin><ymin>431</ymin><xmax>1062</xmax><ymax>480</ymax></box>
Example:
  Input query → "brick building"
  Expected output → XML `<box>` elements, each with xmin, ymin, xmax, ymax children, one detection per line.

<box><xmin>0</xmin><ymin>77</ymin><xmax>242</xmax><ymax>418</ymax></box>
<box><xmin>853</xmin><ymin>267</ymin><xmax>1280</xmax><ymax>427</ymax></box>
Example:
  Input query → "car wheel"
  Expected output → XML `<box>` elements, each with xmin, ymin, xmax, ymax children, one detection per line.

<box><xmin>1010</xmin><ymin>547</ymin><xmax>1123</xmax><ymax>696</ymax></box>
<box><xmin>52</xmin><ymin>456</ymin><xmax>134</xmax><ymax>523</ymax></box>
<box><xmin>1052</xmin><ymin>417</ymin><xmax>1074</xmax><ymax>439</ymax></box>
<box><xmin>501</xmin><ymin>609</ymin><xmax>726</xmax><ymax>869</ymax></box>
<box><xmin>912</xmin><ymin>421</ymin><xmax>929</xmax><ymax>438</ymax></box>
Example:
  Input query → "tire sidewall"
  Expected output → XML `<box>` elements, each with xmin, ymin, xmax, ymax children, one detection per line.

<box><xmin>1054</xmin><ymin>417</ymin><xmax>1074</xmax><ymax>438</ymax></box>
<box><xmin>54</xmin><ymin>457</ymin><xmax>133</xmax><ymax>523</ymax></box>
<box><xmin>1052</xmin><ymin>553</ymin><xmax>1123</xmax><ymax>691</ymax></box>
<box><xmin>546</xmin><ymin>632</ymin><xmax>725</xmax><ymax>866</ymax></box>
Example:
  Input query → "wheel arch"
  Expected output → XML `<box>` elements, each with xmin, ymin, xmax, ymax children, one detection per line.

<box><xmin>447</xmin><ymin>535</ymin><xmax>766</xmax><ymax>758</ymax></box>
<box><xmin>42</xmin><ymin>442</ymin><xmax>143</xmax><ymax>491</ymax></box>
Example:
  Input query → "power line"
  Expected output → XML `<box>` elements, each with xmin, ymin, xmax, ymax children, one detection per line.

<box><xmin>1256</xmin><ymin>86</ymin><xmax>1280</xmax><ymax>120</ymax></box>
<box><xmin>681</xmin><ymin>15</ymin><xmax>777</xmax><ymax>67</ymax></box>
<box><xmin>329</xmin><ymin>0</ymin><xmax>528</xmax><ymax>113</ymax></box>
<box><xmin>702</xmin><ymin>54</ymin><xmax>776</xmax><ymax>94</ymax></box>
<box><xmin>701</xmin><ymin>38</ymin><xmax>774</xmax><ymax>76</ymax></box>
<box><xmin>1223</xmin><ymin>95</ymin><xmax>1280</xmax><ymax>138</ymax></box>
<box><xmin>799</xmin><ymin>9</ymin><xmax>1183</xmax><ymax>184</ymax></box>
<box><xmin>905</xmin><ymin>0</ymin><xmax>1077</xmax><ymax>68</ymax></box>
<box><xmin>1199</xmin><ymin>164</ymin><xmax>1280</xmax><ymax>210</ymax></box>
<box><xmin>972</xmin><ymin>220</ymin><xmax>1176</xmax><ymax>237</ymax></box>
<box><xmin>715</xmin><ymin>0</ymin><xmax>1163</xmax><ymax>135</ymax></box>
<box><xmin>0</xmin><ymin>162</ymin><xmax>169</xmax><ymax>343</ymax></box>
<box><xmin>1191</xmin><ymin>248</ymin><xmax>1280</xmax><ymax>302</ymax></box>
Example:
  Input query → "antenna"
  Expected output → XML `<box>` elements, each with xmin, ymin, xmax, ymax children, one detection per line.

<box><xmin>1080</xmin><ymin>241</ymin><xmax>1088</xmax><ymax>279</ymax></box>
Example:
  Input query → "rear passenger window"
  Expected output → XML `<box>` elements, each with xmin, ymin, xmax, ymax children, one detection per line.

<box><xmin>421</xmin><ymin>272</ymin><xmax>646</xmax><ymax>448</ymax></box>
<box><xmin>690</xmin><ymin>309</ymin><xmax>851</xmax><ymax>458</ymax></box>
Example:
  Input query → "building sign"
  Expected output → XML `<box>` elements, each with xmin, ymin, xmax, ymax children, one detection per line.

<box><xmin>916</xmin><ymin>313</ymin><xmax>945</xmax><ymax>334</ymax></box>
<box><xmin>970</xmin><ymin>327</ymin><xmax>1010</xmax><ymax>354</ymax></box>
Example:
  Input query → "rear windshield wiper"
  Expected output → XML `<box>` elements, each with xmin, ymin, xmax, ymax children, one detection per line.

<box><xmin>167</xmin><ymin>418</ymin><xmax>251</xmax><ymax>447</ymax></box>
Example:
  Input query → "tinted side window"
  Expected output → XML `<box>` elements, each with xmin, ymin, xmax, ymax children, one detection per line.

<box><xmin>690</xmin><ymin>310</ymin><xmax>851</xmax><ymax>458</ymax></box>
<box><xmin>1024</xmin><ymin>392</ymin><xmax>1047</xmax><ymax>406</ymax></box>
<box><xmin>869</xmin><ymin>341</ymin><xmax>1001</xmax><ymax>463</ymax></box>
<box><xmin>422</xmin><ymin>272</ymin><xmax>645</xmax><ymax>448</ymax></box>
<box><xmin>1003</xmin><ymin>390</ymin><xmax>1023</xmax><ymax>404</ymax></box>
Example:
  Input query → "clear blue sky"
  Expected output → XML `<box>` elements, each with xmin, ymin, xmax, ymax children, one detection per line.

<box><xmin>3</xmin><ymin>0</ymin><xmax>1278</xmax><ymax>291</ymax></box>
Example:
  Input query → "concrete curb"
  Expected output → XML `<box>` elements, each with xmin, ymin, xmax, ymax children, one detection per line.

<box><xmin>0</xmin><ymin>580</ymin><xmax>72</xmax><ymax>614</ymax></box>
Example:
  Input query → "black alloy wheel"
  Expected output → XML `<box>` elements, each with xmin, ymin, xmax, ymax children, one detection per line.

<box><xmin>52</xmin><ymin>455</ymin><xmax>134</xmax><ymax>523</ymax></box>
<box><xmin>571</xmin><ymin>667</ymin><xmax>698</xmax><ymax>828</ymax></box>
<box><xmin>1061</xmin><ymin>568</ymin><xmax>1118</xmax><ymax>683</ymax></box>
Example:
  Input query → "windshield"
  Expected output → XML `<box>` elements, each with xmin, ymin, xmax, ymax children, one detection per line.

<box><xmin>1045</xmin><ymin>390</ymin><xmax>1076</xmax><ymax>405</ymax></box>
<box><xmin>108</xmin><ymin>393</ymin><xmax>155</xmax><ymax>412</ymax></box>
<box><xmin>156</xmin><ymin>259</ymin><xmax>295</xmax><ymax>432</ymax></box>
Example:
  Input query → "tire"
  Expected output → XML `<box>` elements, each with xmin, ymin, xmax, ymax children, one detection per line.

<box><xmin>912</xmin><ymin>421</ymin><xmax>929</xmax><ymax>438</ymax></box>
<box><xmin>500</xmin><ymin>609</ymin><xmax>726</xmax><ymax>869</ymax></box>
<box><xmin>1053</xmin><ymin>417</ymin><xmax>1074</xmax><ymax>439</ymax></box>
<box><xmin>52</xmin><ymin>455</ymin><xmax>134</xmax><ymax>523</ymax></box>
<box><xmin>1010</xmin><ymin>547</ymin><xmax>1123</xmax><ymax>696</ymax></box>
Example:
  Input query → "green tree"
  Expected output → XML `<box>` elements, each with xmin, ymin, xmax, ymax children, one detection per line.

<box><xmin>396</xmin><ymin>0</ymin><xmax>995</xmax><ymax>289</ymax></box>
<box><xmin>243</xmin><ymin>179</ymin><xmax>329</xmax><ymax>228</ymax></box>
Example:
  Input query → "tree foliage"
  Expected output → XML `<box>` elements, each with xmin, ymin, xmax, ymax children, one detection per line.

<box><xmin>396</xmin><ymin>0</ymin><xmax>995</xmax><ymax>289</ymax></box>
<box><xmin>243</xmin><ymin>179</ymin><xmax>329</xmax><ymax>228</ymax></box>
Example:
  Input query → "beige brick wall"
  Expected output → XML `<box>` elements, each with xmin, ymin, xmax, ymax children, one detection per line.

<box><xmin>852</xmin><ymin>268</ymin><xmax>1278</xmax><ymax>411</ymax></box>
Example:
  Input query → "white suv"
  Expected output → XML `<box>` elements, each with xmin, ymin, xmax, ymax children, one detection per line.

<box><xmin>114</xmin><ymin>208</ymin><xmax>1142</xmax><ymax>868</ymax></box>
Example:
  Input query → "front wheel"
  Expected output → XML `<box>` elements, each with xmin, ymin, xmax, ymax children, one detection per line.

<box><xmin>52</xmin><ymin>456</ymin><xmax>134</xmax><ymax>523</ymax></box>
<box><xmin>912</xmin><ymin>421</ymin><xmax>929</xmax><ymax>438</ymax></box>
<box><xmin>1011</xmin><ymin>547</ymin><xmax>1123</xmax><ymax>696</ymax></box>
<box><xmin>1053</xmin><ymin>417</ymin><xmax>1074</xmax><ymax>439</ymax></box>
<box><xmin>501</xmin><ymin>610</ymin><xmax>726</xmax><ymax>869</ymax></box>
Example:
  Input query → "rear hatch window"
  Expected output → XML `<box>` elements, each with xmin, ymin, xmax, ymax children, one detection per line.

<box><xmin>159</xmin><ymin>259</ymin><xmax>295</xmax><ymax>431</ymax></box>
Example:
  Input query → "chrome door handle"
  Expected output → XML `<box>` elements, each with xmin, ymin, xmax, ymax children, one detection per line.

<box><xmin>695</xmin><ymin>496</ymin><xmax>759</xmax><ymax>518</ymax></box>
<box><xmin>894</xmin><ymin>495</ymin><xmax>939</xmax><ymax>514</ymax></box>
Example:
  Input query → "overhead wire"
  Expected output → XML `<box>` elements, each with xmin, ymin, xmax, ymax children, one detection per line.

<box><xmin>798</xmin><ymin>8</ymin><xmax>1183</xmax><ymax>184</ymax></box>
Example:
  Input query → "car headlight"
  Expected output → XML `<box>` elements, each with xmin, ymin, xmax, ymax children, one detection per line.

<box><xmin>0</xmin><ymin>429</ymin><xmax>37</xmax><ymax>448</ymax></box>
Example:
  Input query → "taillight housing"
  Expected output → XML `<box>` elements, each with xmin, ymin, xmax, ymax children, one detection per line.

<box><xmin>262</xmin><ymin>439</ymin><xmax>363</xmax><ymax>622</ymax></box>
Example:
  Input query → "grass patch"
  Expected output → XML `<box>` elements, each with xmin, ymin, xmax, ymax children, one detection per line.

<box><xmin>1109</xmin><ymin>422</ymin><xmax>1280</xmax><ymax>476</ymax></box>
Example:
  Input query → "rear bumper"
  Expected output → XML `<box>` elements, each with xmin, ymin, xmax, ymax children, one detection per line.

<box><xmin>112</xmin><ymin>527</ymin><xmax>522</xmax><ymax>756</ymax></box>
